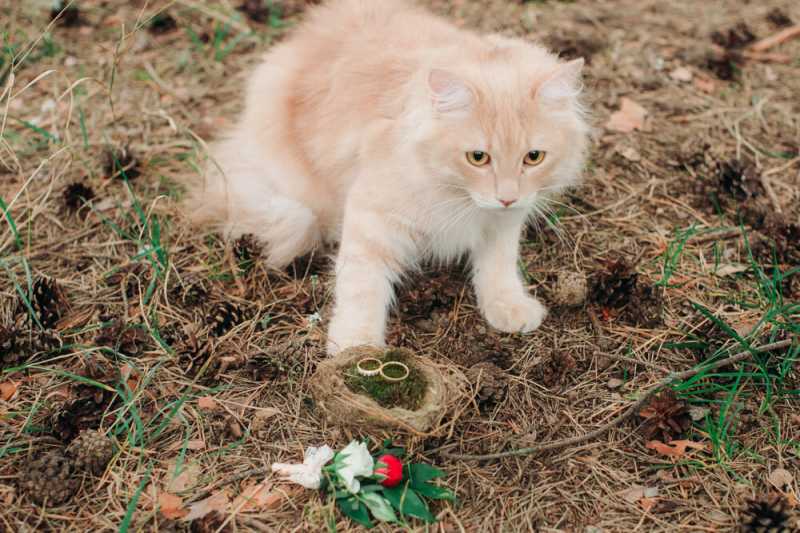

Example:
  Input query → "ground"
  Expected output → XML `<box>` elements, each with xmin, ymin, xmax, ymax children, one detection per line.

<box><xmin>1</xmin><ymin>0</ymin><xmax>799</xmax><ymax>531</ymax></box>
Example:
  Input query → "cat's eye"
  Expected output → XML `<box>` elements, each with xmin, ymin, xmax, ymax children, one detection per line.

<box><xmin>466</xmin><ymin>151</ymin><xmax>491</xmax><ymax>167</ymax></box>
<box><xmin>524</xmin><ymin>150</ymin><xmax>546</xmax><ymax>166</ymax></box>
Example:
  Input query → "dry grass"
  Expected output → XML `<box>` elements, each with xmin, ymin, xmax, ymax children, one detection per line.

<box><xmin>1</xmin><ymin>0</ymin><xmax>799</xmax><ymax>531</ymax></box>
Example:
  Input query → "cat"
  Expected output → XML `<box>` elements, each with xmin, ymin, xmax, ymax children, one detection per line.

<box><xmin>186</xmin><ymin>0</ymin><xmax>589</xmax><ymax>355</ymax></box>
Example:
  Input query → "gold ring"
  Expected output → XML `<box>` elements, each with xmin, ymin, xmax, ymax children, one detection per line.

<box><xmin>380</xmin><ymin>361</ymin><xmax>410</xmax><ymax>382</ymax></box>
<box><xmin>356</xmin><ymin>357</ymin><xmax>382</xmax><ymax>377</ymax></box>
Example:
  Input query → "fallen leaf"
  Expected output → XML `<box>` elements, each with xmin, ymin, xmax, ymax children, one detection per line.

<box><xmin>232</xmin><ymin>482</ymin><xmax>292</xmax><ymax>512</ymax></box>
<box><xmin>56</xmin><ymin>306</ymin><xmax>95</xmax><ymax>331</ymax></box>
<box><xmin>670</xmin><ymin>66</ymin><xmax>693</xmax><ymax>82</ymax></box>
<box><xmin>197</xmin><ymin>396</ymin><xmax>218</xmax><ymax>410</ymax></box>
<box><xmin>646</xmin><ymin>439</ymin><xmax>706</xmax><ymax>458</ymax></box>
<box><xmin>0</xmin><ymin>381</ymin><xmax>20</xmax><ymax>401</ymax></box>
<box><xmin>184</xmin><ymin>490</ymin><xmax>229</xmax><ymax>521</ymax></box>
<box><xmin>167</xmin><ymin>462</ymin><xmax>202</xmax><ymax>493</ymax></box>
<box><xmin>607</xmin><ymin>378</ymin><xmax>624</xmax><ymax>390</ymax></box>
<box><xmin>688</xmin><ymin>406</ymin><xmax>710</xmax><ymax>421</ymax></box>
<box><xmin>619</xmin><ymin>146</ymin><xmax>641</xmax><ymax>162</ymax></box>
<box><xmin>605</xmin><ymin>98</ymin><xmax>648</xmax><ymax>133</ymax></box>
<box><xmin>716</xmin><ymin>263</ymin><xmax>750</xmax><ymax>277</ymax></box>
<box><xmin>640</xmin><ymin>497</ymin><xmax>658</xmax><ymax>511</ymax></box>
<box><xmin>694</xmin><ymin>76</ymin><xmax>717</xmax><ymax>93</ymax></box>
<box><xmin>620</xmin><ymin>485</ymin><xmax>658</xmax><ymax>504</ymax></box>
<box><xmin>768</xmin><ymin>468</ymin><xmax>793</xmax><ymax>490</ymax></box>
<box><xmin>159</xmin><ymin>492</ymin><xmax>188</xmax><ymax>520</ymax></box>
<box><xmin>620</xmin><ymin>485</ymin><xmax>646</xmax><ymax>503</ymax></box>
<box><xmin>168</xmin><ymin>439</ymin><xmax>206</xmax><ymax>452</ymax></box>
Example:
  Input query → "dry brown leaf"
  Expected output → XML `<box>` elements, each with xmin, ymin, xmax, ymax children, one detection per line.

<box><xmin>184</xmin><ymin>490</ymin><xmax>229</xmax><ymax>521</ymax></box>
<box><xmin>197</xmin><ymin>396</ymin><xmax>218</xmax><ymax>410</ymax></box>
<box><xmin>166</xmin><ymin>462</ymin><xmax>202</xmax><ymax>493</ymax></box>
<box><xmin>694</xmin><ymin>76</ymin><xmax>717</xmax><ymax>93</ymax></box>
<box><xmin>605</xmin><ymin>97</ymin><xmax>647</xmax><ymax>133</ymax></box>
<box><xmin>168</xmin><ymin>439</ymin><xmax>206</xmax><ymax>452</ymax></box>
<box><xmin>233</xmin><ymin>482</ymin><xmax>298</xmax><ymax>512</ymax></box>
<box><xmin>670</xmin><ymin>66</ymin><xmax>693</xmax><ymax>82</ymax></box>
<box><xmin>159</xmin><ymin>492</ymin><xmax>188</xmax><ymax>520</ymax></box>
<box><xmin>55</xmin><ymin>306</ymin><xmax>95</xmax><ymax>331</ymax></box>
<box><xmin>0</xmin><ymin>381</ymin><xmax>20</xmax><ymax>401</ymax></box>
<box><xmin>640</xmin><ymin>497</ymin><xmax>657</xmax><ymax>512</ymax></box>
<box><xmin>646</xmin><ymin>439</ymin><xmax>706</xmax><ymax>458</ymax></box>
<box><xmin>767</xmin><ymin>468</ymin><xmax>793</xmax><ymax>490</ymax></box>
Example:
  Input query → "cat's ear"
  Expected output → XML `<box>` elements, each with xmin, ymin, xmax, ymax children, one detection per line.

<box><xmin>536</xmin><ymin>58</ymin><xmax>584</xmax><ymax>103</ymax></box>
<box><xmin>428</xmin><ymin>69</ymin><xmax>473</xmax><ymax>114</ymax></box>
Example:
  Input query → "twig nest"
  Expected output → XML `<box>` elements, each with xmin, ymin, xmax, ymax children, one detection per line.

<box><xmin>309</xmin><ymin>346</ymin><xmax>468</xmax><ymax>435</ymax></box>
<box><xmin>552</xmin><ymin>271</ymin><xmax>588</xmax><ymax>306</ymax></box>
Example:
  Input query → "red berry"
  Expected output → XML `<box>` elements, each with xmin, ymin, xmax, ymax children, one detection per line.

<box><xmin>374</xmin><ymin>454</ymin><xmax>403</xmax><ymax>487</ymax></box>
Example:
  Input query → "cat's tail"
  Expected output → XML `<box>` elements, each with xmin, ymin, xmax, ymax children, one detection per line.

<box><xmin>184</xmin><ymin>140</ymin><xmax>321</xmax><ymax>268</ymax></box>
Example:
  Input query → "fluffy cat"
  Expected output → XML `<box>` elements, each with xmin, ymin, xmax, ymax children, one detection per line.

<box><xmin>186</xmin><ymin>0</ymin><xmax>589</xmax><ymax>354</ymax></box>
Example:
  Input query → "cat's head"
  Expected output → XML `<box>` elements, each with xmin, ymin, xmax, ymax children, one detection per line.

<box><xmin>417</xmin><ymin>42</ymin><xmax>589</xmax><ymax>212</ymax></box>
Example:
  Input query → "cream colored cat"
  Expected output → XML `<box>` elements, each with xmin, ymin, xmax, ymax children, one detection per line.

<box><xmin>186</xmin><ymin>0</ymin><xmax>589</xmax><ymax>354</ymax></box>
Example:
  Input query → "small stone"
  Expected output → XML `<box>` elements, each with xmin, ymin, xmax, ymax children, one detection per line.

<box><xmin>607</xmin><ymin>378</ymin><xmax>624</xmax><ymax>389</ymax></box>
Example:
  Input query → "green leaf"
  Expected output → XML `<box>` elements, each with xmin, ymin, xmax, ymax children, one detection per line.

<box><xmin>337</xmin><ymin>496</ymin><xmax>373</xmax><ymax>529</ymax></box>
<box><xmin>361</xmin><ymin>492</ymin><xmax>398</xmax><ymax>523</ymax></box>
<box><xmin>415</xmin><ymin>483</ymin><xmax>456</xmax><ymax>502</ymax></box>
<box><xmin>407</xmin><ymin>463</ymin><xmax>446</xmax><ymax>486</ymax></box>
<box><xmin>384</xmin><ymin>484</ymin><xmax>436</xmax><ymax>523</ymax></box>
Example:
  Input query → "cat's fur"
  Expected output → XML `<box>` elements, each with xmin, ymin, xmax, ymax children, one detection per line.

<box><xmin>186</xmin><ymin>0</ymin><xmax>589</xmax><ymax>354</ymax></box>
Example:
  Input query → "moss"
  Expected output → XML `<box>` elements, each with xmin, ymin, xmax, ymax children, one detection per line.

<box><xmin>342</xmin><ymin>348</ymin><xmax>428</xmax><ymax>410</ymax></box>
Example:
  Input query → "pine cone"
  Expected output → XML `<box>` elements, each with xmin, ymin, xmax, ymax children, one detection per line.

<box><xmin>208</xmin><ymin>412</ymin><xmax>244</xmax><ymax>443</ymax></box>
<box><xmin>171</xmin><ymin>274</ymin><xmax>209</xmax><ymax>308</ymax></box>
<box><xmin>19</xmin><ymin>450</ymin><xmax>79</xmax><ymax>505</ymax></box>
<box><xmin>62</xmin><ymin>182</ymin><xmax>95</xmax><ymax>210</ymax></box>
<box><xmin>29</xmin><ymin>277</ymin><xmax>69</xmax><ymax>328</ymax></box>
<box><xmin>590</xmin><ymin>260</ymin><xmax>638</xmax><ymax>308</ymax></box>
<box><xmin>105</xmin><ymin>263</ymin><xmax>149</xmax><ymax>298</ymax></box>
<box><xmin>711</xmin><ymin>23</ymin><xmax>756</xmax><ymax>50</ymax></box>
<box><xmin>536</xmin><ymin>352</ymin><xmax>577</xmax><ymax>388</ymax></box>
<box><xmin>638</xmin><ymin>390</ymin><xmax>691</xmax><ymax>441</ymax></box>
<box><xmin>95</xmin><ymin>320</ymin><xmax>149</xmax><ymax>357</ymax></box>
<box><xmin>190</xmin><ymin>511</ymin><xmax>232</xmax><ymax>533</ymax></box>
<box><xmin>717</xmin><ymin>159</ymin><xmax>761</xmax><ymax>201</ymax></box>
<box><xmin>51</xmin><ymin>386</ymin><xmax>117</xmax><ymax>443</ymax></box>
<box><xmin>752</xmin><ymin>213</ymin><xmax>800</xmax><ymax>265</ymax></box>
<box><xmin>0</xmin><ymin>324</ymin><xmax>19</xmax><ymax>367</ymax></box>
<box><xmin>148</xmin><ymin>12</ymin><xmax>177</xmax><ymax>34</ymax></box>
<box><xmin>466</xmin><ymin>362</ymin><xmax>506</xmax><ymax>406</ymax></box>
<box><xmin>208</xmin><ymin>302</ymin><xmax>247</xmax><ymax>336</ymax></box>
<box><xmin>1</xmin><ymin>327</ymin><xmax>62</xmax><ymax>369</ymax></box>
<box><xmin>246</xmin><ymin>353</ymin><xmax>289</xmax><ymax>381</ymax></box>
<box><xmin>65</xmin><ymin>429</ymin><xmax>115</xmax><ymax>475</ymax></box>
<box><xmin>233</xmin><ymin>234</ymin><xmax>261</xmax><ymax>265</ymax></box>
<box><xmin>740</xmin><ymin>494</ymin><xmax>796</xmax><ymax>533</ymax></box>
<box><xmin>622</xmin><ymin>284</ymin><xmax>665</xmax><ymax>328</ymax></box>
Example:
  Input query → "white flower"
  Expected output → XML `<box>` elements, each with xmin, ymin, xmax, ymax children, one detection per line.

<box><xmin>335</xmin><ymin>441</ymin><xmax>374</xmax><ymax>494</ymax></box>
<box><xmin>271</xmin><ymin>445</ymin><xmax>334</xmax><ymax>489</ymax></box>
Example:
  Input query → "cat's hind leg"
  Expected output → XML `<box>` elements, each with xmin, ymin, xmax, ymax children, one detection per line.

<box><xmin>186</xmin><ymin>143</ymin><xmax>322</xmax><ymax>269</ymax></box>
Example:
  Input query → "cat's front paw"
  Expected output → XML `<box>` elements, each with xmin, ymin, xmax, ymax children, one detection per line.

<box><xmin>326</xmin><ymin>319</ymin><xmax>385</xmax><ymax>356</ymax></box>
<box><xmin>481</xmin><ymin>295</ymin><xmax>547</xmax><ymax>334</ymax></box>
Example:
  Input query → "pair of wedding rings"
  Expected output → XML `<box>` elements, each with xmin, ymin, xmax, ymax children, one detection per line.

<box><xmin>356</xmin><ymin>358</ymin><xmax>410</xmax><ymax>382</ymax></box>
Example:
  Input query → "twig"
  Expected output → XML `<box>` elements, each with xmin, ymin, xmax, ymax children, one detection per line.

<box><xmin>442</xmin><ymin>338</ymin><xmax>795</xmax><ymax>461</ymax></box>
<box><xmin>749</xmin><ymin>24</ymin><xmax>800</xmax><ymax>53</ymax></box>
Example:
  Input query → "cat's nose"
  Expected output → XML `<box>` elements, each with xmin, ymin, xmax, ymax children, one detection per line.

<box><xmin>499</xmin><ymin>198</ymin><xmax>516</xmax><ymax>207</ymax></box>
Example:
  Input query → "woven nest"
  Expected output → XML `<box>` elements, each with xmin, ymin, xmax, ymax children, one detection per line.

<box><xmin>309</xmin><ymin>346</ymin><xmax>467</xmax><ymax>435</ymax></box>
